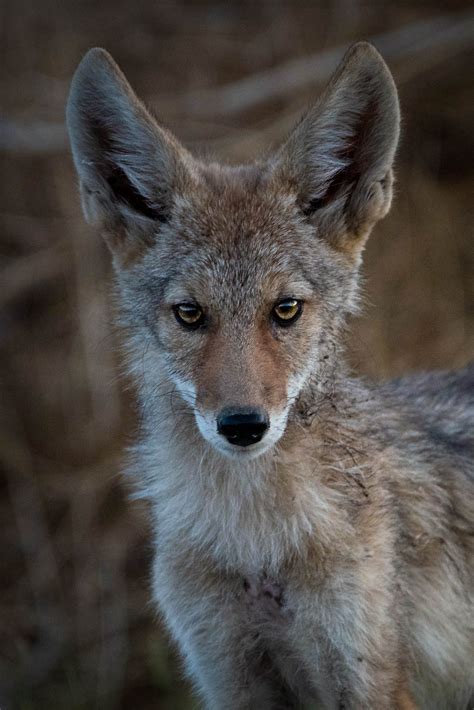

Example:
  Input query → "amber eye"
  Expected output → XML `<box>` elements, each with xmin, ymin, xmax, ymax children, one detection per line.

<box><xmin>272</xmin><ymin>299</ymin><xmax>303</xmax><ymax>327</ymax></box>
<box><xmin>173</xmin><ymin>303</ymin><xmax>204</xmax><ymax>328</ymax></box>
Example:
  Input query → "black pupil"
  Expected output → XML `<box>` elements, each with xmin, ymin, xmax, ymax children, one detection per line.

<box><xmin>175</xmin><ymin>304</ymin><xmax>201</xmax><ymax>324</ymax></box>
<box><xmin>182</xmin><ymin>306</ymin><xmax>198</xmax><ymax>317</ymax></box>
<box><xmin>279</xmin><ymin>301</ymin><xmax>297</xmax><ymax>315</ymax></box>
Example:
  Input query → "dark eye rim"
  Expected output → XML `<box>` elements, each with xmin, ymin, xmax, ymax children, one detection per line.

<box><xmin>173</xmin><ymin>303</ymin><xmax>205</xmax><ymax>329</ymax></box>
<box><xmin>271</xmin><ymin>299</ymin><xmax>303</xmax><ymax>327</ymax></box>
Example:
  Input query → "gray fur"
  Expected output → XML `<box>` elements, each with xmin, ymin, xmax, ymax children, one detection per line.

<box><xmin>67</xmin><ymin>44</ymin><xmax>473</xmax><ymax>709</ymax></box>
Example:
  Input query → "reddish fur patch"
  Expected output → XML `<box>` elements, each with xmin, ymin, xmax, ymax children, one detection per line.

<box><xmin>196</xmin><ymin>326</ymin><xmax>288</xmax><ymax>415</ymax></box>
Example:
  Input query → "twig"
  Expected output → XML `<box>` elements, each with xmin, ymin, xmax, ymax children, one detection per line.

<box><xmin>174</xmin><ymin>10</ymin><xmax>474</xmax><ymax>116</ymax></box>
<box><xmin>1</xmin><ymin>11</ymin><xmax>473</xmax><ymax>154</ymax></box>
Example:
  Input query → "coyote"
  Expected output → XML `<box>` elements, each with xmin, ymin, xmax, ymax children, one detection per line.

<box><xmin>66</xmin><ymin>44</ymin><xmax>473</xmax><ymax>709</ymax></box>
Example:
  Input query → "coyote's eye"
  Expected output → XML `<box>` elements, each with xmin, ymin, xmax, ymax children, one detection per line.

<box><xmin>173</xmin><ymin>303</ymin><xmax>205</xmax><ymax>329</ymax></box>
<box><xmin>272</xmin><ymin>299</ymin><xmax>303</xmax><ymax>327</ymax></box>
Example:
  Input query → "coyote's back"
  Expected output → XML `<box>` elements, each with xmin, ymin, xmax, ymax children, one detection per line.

<box><xmin>66</xmin><ymin>42</ymin><xmax>473</xmax><ymax>709</ymax></box>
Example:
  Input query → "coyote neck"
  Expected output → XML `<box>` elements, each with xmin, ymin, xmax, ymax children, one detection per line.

<box><xmin>135</xmin><ymin>366</ymin><xmax>372</xmax><ymax>573</ymax></box>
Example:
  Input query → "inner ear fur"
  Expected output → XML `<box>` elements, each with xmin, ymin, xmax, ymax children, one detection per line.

<box><xmin>273</xmin><ymin>42</ymin><xmax>400</xmax><ymax>255</ymax></box>
<box><xmin>66</xmin><ymin>48</ymin><xmax>194</xmax><ymax>252</ymax></box>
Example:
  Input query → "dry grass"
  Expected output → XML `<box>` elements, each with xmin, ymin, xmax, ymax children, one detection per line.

<box><xmin>1</xmin><ymin>1</ymin><xmax>473</xmax><ymax>708</ymax></box>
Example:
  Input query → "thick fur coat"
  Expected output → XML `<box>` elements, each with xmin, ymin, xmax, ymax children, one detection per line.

<box><xmin>66</xmin><ymin>44</ymin><xmax>474</xmax><ymax>709</ymax></box>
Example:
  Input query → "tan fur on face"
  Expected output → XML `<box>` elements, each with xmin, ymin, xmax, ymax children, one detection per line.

<box><xmin>196</xmin><ymin>324</ymin><xmax>289</xmax><ymax>415</ymax></box>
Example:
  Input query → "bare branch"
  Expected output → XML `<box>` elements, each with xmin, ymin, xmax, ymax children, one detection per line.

<box><xmin>1</xmin><ymin>11</ymin><xmax>473</xmax><ymax>155</ymax></box>
<box><xmin>173</xmin><ymin>11</ymin><xmax>474</xmax><ymax>116</ymax></box>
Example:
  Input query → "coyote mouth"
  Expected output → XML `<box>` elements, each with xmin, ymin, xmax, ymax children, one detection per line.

<box><xmin>203</xmin><ymin>431</ymin><xmax>273</xmax><ymax>461</ymax></box>
<box><xmin>218</xmin><ymin>438</ymin><xmax>270</xmax><ymax>459</ymax></box>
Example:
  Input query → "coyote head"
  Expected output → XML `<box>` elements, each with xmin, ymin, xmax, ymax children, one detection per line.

<box><xmin>67</xmin><ymin>44</ymin><xmax>399</xmax><ymax>459</ymax></box>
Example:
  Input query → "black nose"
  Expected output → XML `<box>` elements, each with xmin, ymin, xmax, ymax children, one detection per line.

<box><xmin>217</xmin><ymin>408</ymin><xmax>269</xmax><ymax>447</ymax></box>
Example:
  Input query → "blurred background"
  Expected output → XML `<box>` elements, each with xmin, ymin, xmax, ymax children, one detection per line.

<box><xmin>1</xmin><ymin>1</ymin><xmax>473</xmax><ymax>708</ymax></box>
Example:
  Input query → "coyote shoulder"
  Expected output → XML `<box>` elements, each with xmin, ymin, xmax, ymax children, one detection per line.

<box><xmin>67</xmin><ymin>42</ymin><xmax>473</xmax><ymax>709</ymax></box>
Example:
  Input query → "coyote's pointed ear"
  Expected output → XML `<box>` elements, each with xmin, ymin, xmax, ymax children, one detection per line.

<box><xmin>273</xmin><ymin>42</ymin><xmax>400</xmax><ymax>257</ymax></box>
<box><xmin>66</xmin><ymin>48</ymin><xmax>192</xmax><ymax>251</ymax></box>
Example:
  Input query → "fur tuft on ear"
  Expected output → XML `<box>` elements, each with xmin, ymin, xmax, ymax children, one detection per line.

<box><xmin>66</xmin><ymin>48</ymin><xmax>192</xmax><ymax>238</ymax></box>
<box><xmin>273</xmin><ymin>42</ymin><xmax>400</xmax><ymax>254</ymax></box>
